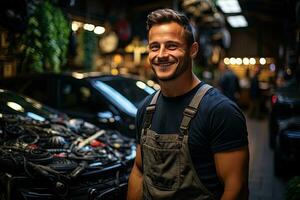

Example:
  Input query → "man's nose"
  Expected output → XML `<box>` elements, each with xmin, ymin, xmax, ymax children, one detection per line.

<box><xmin>158</xmin><ymin>46</ymin><xmax>167</xmax><ymax>58</ymax></box>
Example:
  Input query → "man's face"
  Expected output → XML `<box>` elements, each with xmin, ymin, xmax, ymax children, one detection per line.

<box><xmin>148</xmin><ymin>22</ymin><xmax>192</xmax><ymax>81</ymax></box>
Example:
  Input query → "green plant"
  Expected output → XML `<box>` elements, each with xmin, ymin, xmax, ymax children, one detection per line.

<box><xmin>20</xmin><ymin>0</ymin><xmax>70</xmax><ymax>73</ymax></box>
<box><xmin>286</xmin><ymin>176</ymin><xmax>300</xmax><ymax>200</ymax></box>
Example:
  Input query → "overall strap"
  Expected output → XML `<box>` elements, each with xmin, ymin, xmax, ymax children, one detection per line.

<box><xmin>179</xmin><ymin>84</ymin><xmax>213</xmax><ymax>134</ymax></box>
<box><xmin>143</xmin><ymin>90</ymin><xmax>160</xmax><ymax>129</ymax></box>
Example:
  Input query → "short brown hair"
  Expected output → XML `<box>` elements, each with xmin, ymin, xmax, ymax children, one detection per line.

<box><xmin>146</xmin><ymin>8</ymin><xmax>195</xmax><ymax>46</ymax></box>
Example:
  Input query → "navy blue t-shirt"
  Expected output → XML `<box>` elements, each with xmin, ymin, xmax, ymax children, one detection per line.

<box><xmin>136</xmin><ymin>82</ymin><xmax>248</xmax><ymax>198</ymax></box>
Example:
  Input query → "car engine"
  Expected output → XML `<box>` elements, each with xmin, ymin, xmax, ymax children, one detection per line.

<box><xmin>0</xmin><ymin>114</ymin><xmax>136</xmax><ymax>200</ymax></box>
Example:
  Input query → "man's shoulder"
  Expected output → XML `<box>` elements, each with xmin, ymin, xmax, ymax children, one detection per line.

<box><xmin>200</xmin><ymin>87</ymin><xmax>240</xmax><ymax>113</ymax></box>
<box><xmin>202</xmin><ymin>87</ymin><xmax>227</xmax><ymax>106</ymax></box>
<box><xmin>137</xmin><ymin>91</ymin><xmax>158</xmax><ymax>116</ymax></box>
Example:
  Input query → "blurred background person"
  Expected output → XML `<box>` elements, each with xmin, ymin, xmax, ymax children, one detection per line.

<box><xmin>218</xmin><ymin>59</ymin><xmax>241</xmax><ymax>104</ymax></box>
<box><xmin>248</xmin><ymin>65</ymin><xmax>261</xmax><ymax>118</ymax></box>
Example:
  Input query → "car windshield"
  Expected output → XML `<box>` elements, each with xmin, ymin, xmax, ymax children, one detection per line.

<box><xmin>0</xmin><ymin>89</ymin><xmax>62</xmax><ymax>121</ymax></box>
<box><xmin>92</xmin><ymin>77</ymin><xmax>155</xmax><ymax>116</ymax></box>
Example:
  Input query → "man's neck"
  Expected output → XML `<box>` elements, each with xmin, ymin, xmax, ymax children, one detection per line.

<box><xmin>159</xmin><ymin>73</ymin><xmax>200</xmax><ymax>97</ymax></box>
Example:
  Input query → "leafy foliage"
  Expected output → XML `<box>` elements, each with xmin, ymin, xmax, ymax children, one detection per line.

<box><xmin>20</xmin><ymin>0</ymin><xmax>70</xmax><ymax>73</ymax></box>
<box><xmin>286</xmin><ymin>176</ymin><xmax>300</xmax><ymax>200</ymax></box>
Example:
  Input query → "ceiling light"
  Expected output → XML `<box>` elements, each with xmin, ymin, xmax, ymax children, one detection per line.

<box><xmin>227</xmin><ymin>15</ymin><xmax>248</xmax><ymax>28</ymax></box>
<box><xmin>217</xmin><ymin>0</ymin><xmax>241</xmax><ymax>13</ymax></box>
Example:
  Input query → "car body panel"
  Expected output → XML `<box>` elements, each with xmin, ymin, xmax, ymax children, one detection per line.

<box><xmin>269</xmin><ymin>79</ymin><xmax>300</xmax><ymax>148</ymax></box>
<box><xmin>0</xmin><ymin>72</ymin><xmax>156</xmax><ymax>138</ymax></box>
<box><xmin>0</xmin><ymin>89</ymin><xmax>136</xmax><ymax>199</ymax></box>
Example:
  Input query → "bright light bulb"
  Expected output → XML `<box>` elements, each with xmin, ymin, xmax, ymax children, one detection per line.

<box><xmin>259</xmin><ymin>58</ymin><xmax>266</xmax><ymax>65</ymax></box>
<box><xmin>242</xmin><ymin>57</ymin><xmax>249</xmax><ymax>65</ymax></box>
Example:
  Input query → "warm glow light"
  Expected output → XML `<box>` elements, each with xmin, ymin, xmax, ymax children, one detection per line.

<box><xmin>71</xmin><ymin>21</ymin><xmax>82</xmax><ymax>31</ymax></box>
<box><xmin>242</xmin><ymin>57</ymin><xmax>249</xmax><ymax>65</ymax></box>
<box><xmin>113</xmin><ymin>54</ymin><xmax>123</xmax><ymax>65</ymax></box>
<box><xmin>236</xmin><ymin>58</ymin><xmax>242</xmax><ymax>65</ymax></box>
<box><xmin>249</xmin><ymin>58</ymin><xmax>256</xmax><ymax>65</ymax></box>
<box><xmin>83</xmin><ymin>23</ymin><xmax>95</xmax><ymax>31</ymax></box>
<box><xmin>72</xmin><ymin>23</ymin><xmax>79</xmax><ymax>31</ymax></box>
<box><xmin>229</xmin><ymin>57</ymin><xmax>236</xmax><ymax>65</ymax></box>
<box><xmin>259</xmin><ymin>58</ymin><xmax>266</xmax><ymax>65</ymax></box>
<box><xmin>94</xmin><ymin>26</ymin><xmax>105</xmax><ymax>35</ymax></box>
<box><xmin>224</xmin><ymin>57</ymin><xmax>230</xmax><ymax>65</ymax></box>
<box><xmin>111</xmin><ymin>68</ymin><xmax>119</xmax><ymax>75</ymax></box>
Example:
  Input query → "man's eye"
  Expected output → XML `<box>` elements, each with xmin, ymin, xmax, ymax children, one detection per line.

<box><xmin>150</xmin><ymin>46</ymin><xmax>159</xmax><ymax>51</ymax></box>
<box><xmin>167</xmin><ymin>44</ymin><xmax>178</xmax><ymax>50</ymax></box>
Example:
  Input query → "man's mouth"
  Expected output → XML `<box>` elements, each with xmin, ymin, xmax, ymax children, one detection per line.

<box><xmin>154</xmin><ymin>62</ymin><xmax>175</xmax><ymax>67</ymax></box>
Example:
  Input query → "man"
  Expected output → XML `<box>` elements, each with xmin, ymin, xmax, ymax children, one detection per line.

<box><xmin>249</xmin><ymin>65</ymin><xmax>261</xmax><ymax>118</ymax></box>
<box><xmin>127</xmin><ymin>8</ymin><xmax>249</xmax><ymax>200</ymax></box>
<box><xmin>218</xmin><ymin>60</ymin><xmax>241</xmax><ymax>103</ymax></box>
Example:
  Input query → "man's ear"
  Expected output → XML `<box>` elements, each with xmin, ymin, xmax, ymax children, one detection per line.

<box><xmin>190</xmin><ymin>42</ymin><xmax>199</xmax><ymax>58</ymax></box>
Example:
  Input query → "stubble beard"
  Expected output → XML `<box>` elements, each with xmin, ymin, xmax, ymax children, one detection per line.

<box><xmin>152</xmin><ymin>56</ymin><xmax>191</xmax><ymax>82</ymax></box>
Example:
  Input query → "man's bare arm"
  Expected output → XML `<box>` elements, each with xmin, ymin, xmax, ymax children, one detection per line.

<box><xmin>214</xmin><ymin>146</ymin><xmax>249</xmax><ymax>200</ymax></box>
<box><xmin>127</xmin><ymin>144</ymin><xmax>143</xmax><ymax>200</ymax></box>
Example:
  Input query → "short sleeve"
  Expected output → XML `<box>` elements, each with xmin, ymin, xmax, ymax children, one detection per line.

<box><xmin>209</xmin><ymin>100</ymin><xmax>248</xmax><ymax>153</ymax></box>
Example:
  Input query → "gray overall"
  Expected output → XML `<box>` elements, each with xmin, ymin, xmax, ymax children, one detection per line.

<box><xmin>141</xmin><ymin>84</ymin><xmax>217</xmax><ymax>200</ymax></box>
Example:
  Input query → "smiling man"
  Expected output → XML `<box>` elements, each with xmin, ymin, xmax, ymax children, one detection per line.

<box><xmin>127</xmin><ymin>8</ymin><xmax>249</xmax><ymax>200</ymax></box>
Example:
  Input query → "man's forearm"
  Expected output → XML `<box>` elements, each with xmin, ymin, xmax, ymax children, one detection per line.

<box><xmin>221</xmin><ymin>183</ymin><xmax>248</xmax><ymax>200</ymax></box>
<box><xmin>127</xmin><ymin>164</ymin><xmax>143</xmax><ymax>200</ymax></box>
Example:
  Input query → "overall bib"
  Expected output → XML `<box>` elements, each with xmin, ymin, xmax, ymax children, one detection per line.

<box><xmin>141</xmin><ymin>84</ymin><xmax>217</xmax><ymax>200</ymax></box>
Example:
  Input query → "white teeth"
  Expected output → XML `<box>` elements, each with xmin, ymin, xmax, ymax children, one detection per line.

<box><xmin>159</xmin><ymin>63</ymin><xmax>171</xmax><ymax>66</ymax></box>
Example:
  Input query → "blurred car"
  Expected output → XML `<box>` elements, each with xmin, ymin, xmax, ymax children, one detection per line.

<box><xmin>0</xmin><ymin>72</ymin><xmax>157</xmax><ymax>138</ymax></box>
<box><xmin>0</xmin><ymin>89</ymin><xmax>136</xmax><ymax>200</ymax></box>
<box><xmin>268</xmin><ymin>79</ymin><xmax>300</xmax><ymax>176</ymax></box>
<box><xmin>273</xmin><ymin>117</ymin><xmax>300</xmax><ymax>176</ymax></box>
<box><xmin>269</xmin><ymin>79</ymin><xmax>300</xmax><ymax>148</ymax></box>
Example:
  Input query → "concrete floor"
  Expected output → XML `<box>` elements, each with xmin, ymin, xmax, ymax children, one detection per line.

<box><xmin>246</xmin><ymin>115</ymin><xmax>287</xmax><ymax>200</ymax></box>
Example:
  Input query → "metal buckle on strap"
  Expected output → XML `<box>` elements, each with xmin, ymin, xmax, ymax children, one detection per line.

<box><xmin>183</xmin><ymin>106</ymin><xmax>197</xmax><ymax>118</ymax></box>
<box><xmin>146</xmin><ymin>105</ymin><xmax>156</xmax><ymax>113</ymax></box>
<box><xmin>180</xmin><ymin>125</ymin><xmax>188</xmax><ymax>131</ymax></box>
